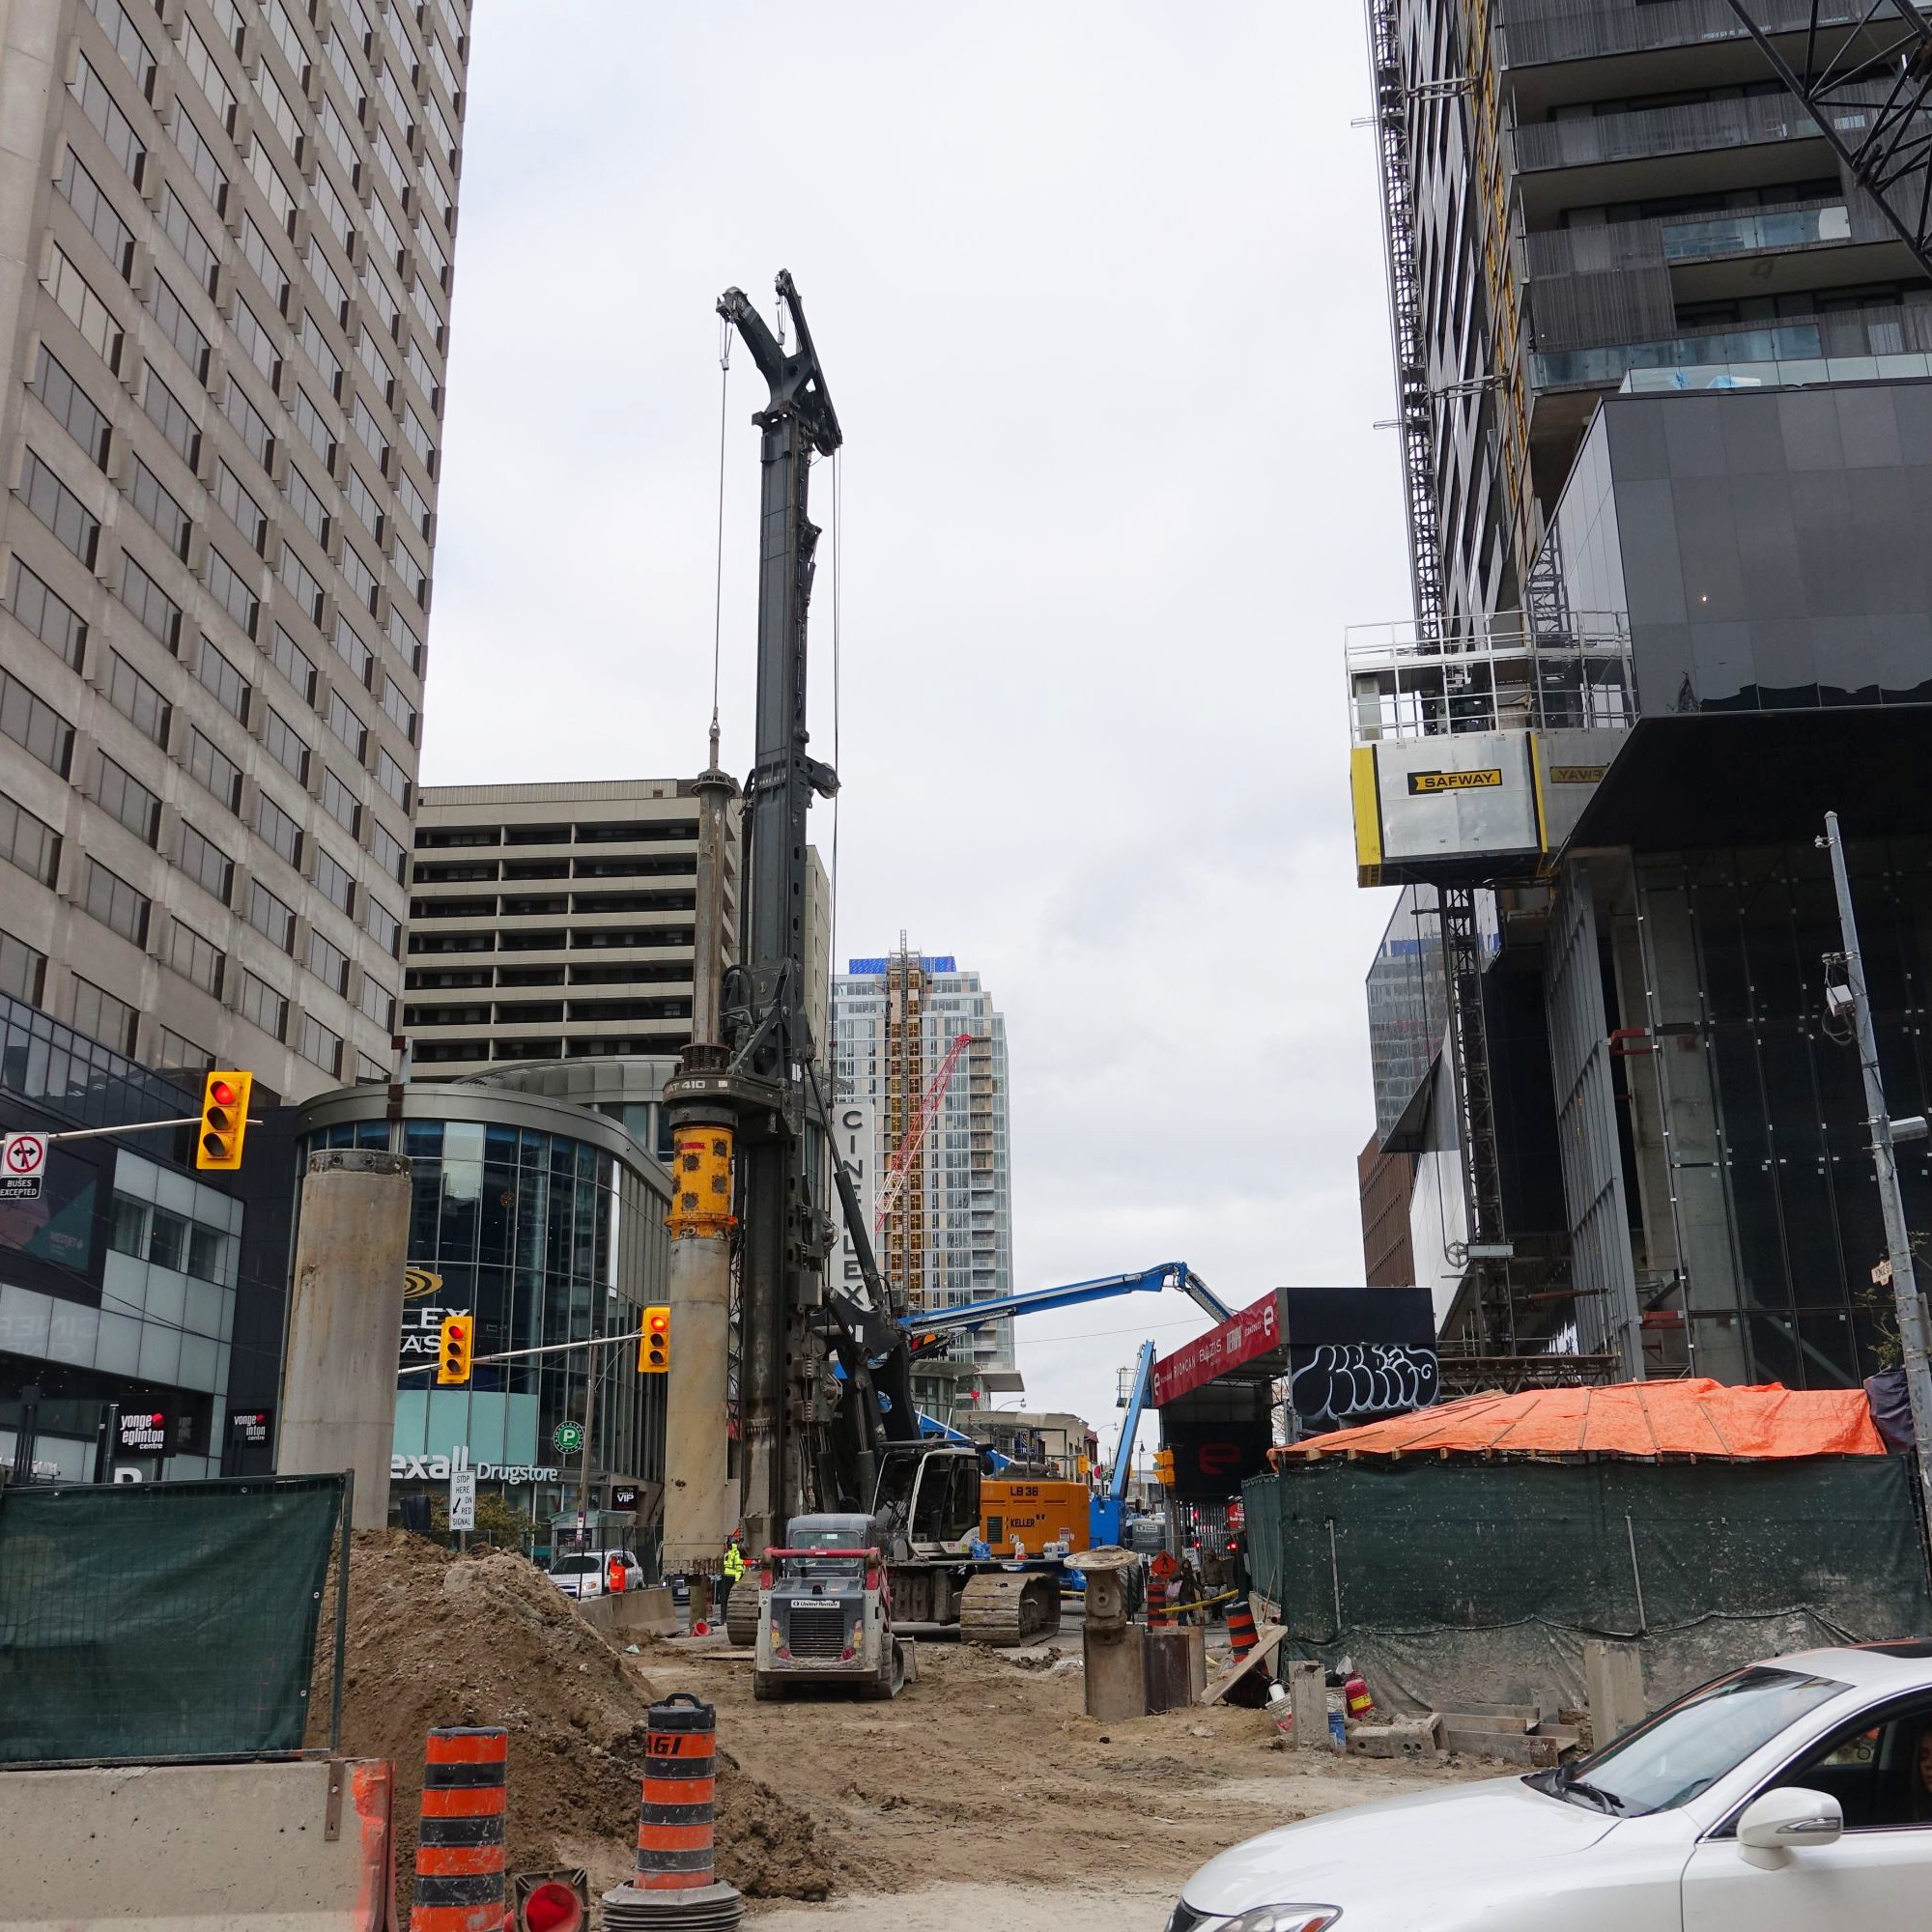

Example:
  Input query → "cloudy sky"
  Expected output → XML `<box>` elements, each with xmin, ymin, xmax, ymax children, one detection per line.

<box><xmin>427</xmin><ymin>4</ymin><xmax>1409</xmax><ymax>1470</ymax></box>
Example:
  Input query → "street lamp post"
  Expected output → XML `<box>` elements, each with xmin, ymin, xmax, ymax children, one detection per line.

<box><xmin>1820</xmin><ymin>811</ymin><xmax>1932</xmax><ymax>1525</ymax></box>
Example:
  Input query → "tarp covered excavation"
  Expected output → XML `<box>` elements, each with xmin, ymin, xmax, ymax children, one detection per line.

<box><xmin>1270</xmin><ymin>1377</ymin><xmax>1887</xmax><ymax>1463</ymax></box>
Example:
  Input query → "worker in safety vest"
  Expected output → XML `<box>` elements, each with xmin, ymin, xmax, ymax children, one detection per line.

<box><xmin>606</xmin><ymin>1551</ymin><xmax>627</xmax><ymax>1596</ymax></box>
<box><xmin>720</xmin><ymin>1533</ymin><xmax>746</xmax><ymax>1618</ymax></box>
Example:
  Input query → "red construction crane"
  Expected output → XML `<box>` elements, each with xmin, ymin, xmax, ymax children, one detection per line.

<box><xmin>873</xmin><ymin>1031</ymin><xmax>979</xmax><ymax>1234</ymax></box>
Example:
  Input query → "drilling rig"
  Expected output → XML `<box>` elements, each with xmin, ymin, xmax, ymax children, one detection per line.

<box><xmin>665</xmin><ymin>273</ymin><xmax>1060</xmax><ymax>1647</ymax></box>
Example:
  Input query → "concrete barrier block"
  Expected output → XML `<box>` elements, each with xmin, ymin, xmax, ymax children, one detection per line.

<box><xmin>1347</xmin><ymin>1715</ymin><xmax>1443</xmax><ymax>1759</ymax></box>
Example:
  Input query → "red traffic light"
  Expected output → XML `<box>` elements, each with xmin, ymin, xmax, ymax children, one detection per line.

<box><xmin>648</xmin><ymin>1311</ymin><xmax>668</xmax><ymax>1334</ymax></box>
<box><xmin>209</xmin><ymin>1078</ymin><xmax>239</xmax><ymax>1107</ymax></box>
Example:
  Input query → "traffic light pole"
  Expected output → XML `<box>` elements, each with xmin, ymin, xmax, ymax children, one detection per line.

<box><xmin>395</xmin><ymin>1328</ymin><xmax>652</xmax><ymax>1376</ymax></box>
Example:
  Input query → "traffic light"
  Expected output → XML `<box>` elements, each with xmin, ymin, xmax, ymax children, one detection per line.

<box><xmin>1153</xmin><ymin>1448</ymin><xmax>1177</xmax><ymax>1488</ymax></box>
<box><xmin>639</xmin><ymin>1304</ymin><xmax>669</xmax><ymax>1374</ymax></box>
<box><xmin>195</xmin><ymin>1070</ymin><xmax>253</xmax><ymax>1170</ymax></box>
<box><xmin>437</xmin><ymin>1313</ymin><xmax>473</xmax><ymax>1385</ymax></box>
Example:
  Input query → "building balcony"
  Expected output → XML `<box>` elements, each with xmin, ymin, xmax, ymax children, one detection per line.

<box><xmin>1531</xmin><ymin>298</ymin><xmax>1932</xmax><ymax>391</ymax></box>
<box><xmin>1499</xmin><ymin>0</ymin><xmax>1861</xmax><ymax>74</ymax></box>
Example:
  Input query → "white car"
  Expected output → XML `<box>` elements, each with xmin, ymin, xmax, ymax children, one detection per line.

<box><xmin>547</xmin><ymin>1548</ymin><xmax>643</xmax><ymax>1600</ymax></box>
<box><xmin>1169</xmin><ymin>1641</ymin><xmax>1932</xmax><ymax>1931</ymax></box>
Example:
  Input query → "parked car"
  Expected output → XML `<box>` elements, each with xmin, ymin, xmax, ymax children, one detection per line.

<box><xmin>546</xmin><ymin>1549</ymin><xmax>643</xmax><ymax>1600</ymax></box>
<box><xmin>1167</xmin><ymin>1641</ymin><xmax>1932</xmax><ymax>1930</ymax></box>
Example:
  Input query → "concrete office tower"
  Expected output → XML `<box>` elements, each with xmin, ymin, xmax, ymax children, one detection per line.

<box><xmin>0</xmin><ymin>0</ymin><xmax>469</xmax><ymax>1099</ymax></box>
<box><xmin>1350</xmin><ymin>2</ymin><xmax>1932</xmax><ymax>1392</ymax></box>
<box><xmin>832</xmin><ymin>950</ymin><xmax>1016</xmax><ymax>1415</ymax></box>
<box><xmin>407</xmin><ymin>781</ymin><xmax>745</xmax><ymax>1079</ymax></box>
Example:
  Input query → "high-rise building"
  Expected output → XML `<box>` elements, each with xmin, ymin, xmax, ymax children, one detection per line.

<box><xmin>0</xmin><ymin>0</ymin><xmax>467</xmax><ymax>1101</ymax></box>
<box><xmin>1350</xmin><ymin>3</ymin><xmax>1932</xmax><ymax>1391</ymax></box>
<box><xmin>831</xmin><ymin>950</ymin><xmax>1016</xmax><ymax>1408</ymax></box>
<box><xmin>406</xmin><ymin>780</ymin><xmax>743</xmax><ymax>1080</ymax></box>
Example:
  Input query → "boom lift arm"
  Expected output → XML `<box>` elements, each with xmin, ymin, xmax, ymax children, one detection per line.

<box><xmin>902</xmin><ymin>1262</ymin><xmax>1232</xmax><ymax>1360</ymax></box>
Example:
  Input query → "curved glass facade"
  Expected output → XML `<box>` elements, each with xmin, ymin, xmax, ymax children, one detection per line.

<box><xmin>300</xmin><ymin>1101</ymin><xmax>669</xmax><ymax>1547</ymax></box>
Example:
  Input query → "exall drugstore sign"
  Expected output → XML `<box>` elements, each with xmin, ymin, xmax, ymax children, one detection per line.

<box><xmin>389</xmin><ymin>1445</ymin><xmax>562</xmax><ymax>1484</ymax></box>
<box><xmin>1151</xmin><ymin>1293</ymin><xmax>1280</xmax><ymax>1406</ymax></box>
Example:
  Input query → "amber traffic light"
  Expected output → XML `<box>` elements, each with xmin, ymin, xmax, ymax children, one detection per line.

<box><xmin>437</xmin><ymin>1313</ymin><xmax>473</xmax><ymax>1385</ymax></box>
<box><xmin>195</xmin><ymin>1070</ymin><xmax>253</xmax><ymax>1171</ymax></box>
<box><xmin>1153</xmin><ymin>1448</ymin><xmax>1177</xmax><ymax>1489</ymax></box>
<box><xmin>639</xmin><ymin>1304</ymin><xmax>670</xmax><ymax>1374</ymax></box>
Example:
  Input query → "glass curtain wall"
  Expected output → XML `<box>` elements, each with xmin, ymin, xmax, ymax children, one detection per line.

<box><xmin>303</xmin><ymin>1117</ymin><xmax>668</xmax><ymax>1516</ymax></box>
<box><xmin>1634</xmin><ymin>835</ymin><xmax>1932</xmax><ymax>1386</ymax></box>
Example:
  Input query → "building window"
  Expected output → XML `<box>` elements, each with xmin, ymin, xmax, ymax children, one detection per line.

<box><xmin>178</xmin><ymin>21</ymin><xmax>236</xmax><ymax>132</ymax></box>
<box><xmin>240</xmin><ymin>968</ymin><xmax>288</xmax><ymax>1040</ymax></box>
<box><xmin>71</xmin><ymin>974</ymin><xmax>136</xmax><ymax>1053</ymax></box>
<box><xmin>344</xmin><ymin>466</ymin><xmax>383</xmax><ymax>541</ymax></box>
<box><xmin>141</xmin><ymin>367</ymin><xmax>200</xmax><ymax>469</ymax></box>
<box><xmin>166</xmin><ymin>919</ymin><xmax>224</xmax><ymax>997</ymax></box>
<box><xmin>365</xmin><ymin>894</ymin><xmax>402</xmax><ymax>958</ymax></box>
<box><xmin>220</xmin><ymin>379</ymin><xmax>274</xmax><ymax>469</ymax></box>
<box><xmin>231</xmin><ymin>293</ymin><xmax>279</xmax><ymax>385</ymax></box>
<box><xmin>278</xmin><ymin>542</ymin><xmax>325</xmax><ymax>626</ymax></box>
<box><xmin>20</xmin><ymin>451</ymin><xmax>99</xmax><ymax>567</ymax></box>
<box><xmin>30</xmin><ymin>347</ymin><xmax>112</xmax><ymax>468</ymax></box>
<box><xmin>0</xmin><ymin>796</ymin><xmax>60</xmax><ymax>887</ymax></box>
<box><xmin>85</xmin><ymin>0</ymin><xmax>156</xmax><ymax>93</ymax></box>
<box><xmin>298</xmin><ymin>307</ymin><xmax>345</xmax><ymax>398</ymax></box>
<box><xmin>314</xmin><ymin>843</ymin><xmax>355</xmax><ymax>916</ymax></box>
<box><xmin>81</xmin><ymin>859</ymin><xmax>148</xmax><ymax>946</ymax></box>
<box><xmin>285</xmin><ymin>462</ymin><xmax>329</xmax><ymax>546</ymax></box>
<box><xmin>298</xmin><ymin>1012</ymin><xmax>343</xmax><ymax>1076</ymax></box>
<box><xmin>248</xmin><ymin>879</ymin><xmax>297</xmax><ymax>953</ymax></box>
<box><xmin>153</xmin><ymin>1024</ymin><xmax>213</xmax><ymax>1073</ymax></box>
<box><xmin>128</xmin><ymin>457</ymin><xmax>191</xmax><ymax>559</ymax></box>
<box><xmin>333</xmin><ymin>616</ymin><xmax>374</xmax><ymax>686</ymax></box>
<box><xmin>97</xmin><ymin>753</ymin><xmax>160</xmax><ymax>845</ymax></box>
<box><xmin>58</xmin><ymin>152</ymin><xmax>135</xmax><ymax>280</ymax></box>
<box><xmin>375</xmin><ymin>748</ymin><xmax>411</xmax><ymax>811</ymax></box>
<box><xmin>45</xmin><ymin>242</ymin><xmax>124</xmax><ymax>372</ymax></box>
<box><xmin>106</xmin><ymin>650</ymin><xmax>169</xmax><ymax>746</ymax></box>
<box><xmin>401</xmin><ymin>403</ymin><xmax>437</xmax><ymax>471</ymax></box>
<box><xmin>340</xmin><ymin>542</ymin><xmax>378</xmax><ymax>614</ymax></box>
<box><xmin>371</xmin><ymin>818</ymin><xmax>408</xmax><ymax>885</ymax></box>
<box><xmin>358</xmin><ymin>313</ymin><xmax>396</xmax><ymax>394</ymax></box>
<box><xmin>178</xmin><ymin>820</ymin><xmax>232</xmax><ymax>903</ymax></box>
<box><xmin>194</xmin><ymin>636</ymin><xmax>249</xmax><ymax>721</ymax></box>
<box><xmin>306</xmin><ymin>926</ymin><xmax>350</xmax><ymax>995</ymax></box>
<box><xmin>207</xmin><ymin>545</ymin><xmax>259</xmax><ymax>639</ymax></box>
<box><xmin>171</xmin><ymin>105</ymin><xmax>229</xmax><ymax>214</ymax></box>
<box><xmin>380</xmin><ymin>677</ymin><xmax>417</xmax><ymax>743</ymax></box>
<box><xmin>71</xmin><ymin>57</ymin><xmax>146</xmax><ymax>182</ymax></box>
<box><xmin>6</xmin><ymin>557</ymin><xmax>87</xmax><ymax>671</ymax></box>
<box><xmin>349</xmin><ymin>394</ymin><xmax>386</xmax><ymax>466</ymax></box>
<box><xmin>159</xmin><ymin>185</ymin><xmax>216</xmax><ymax>295</ymax></box>
<box><xmin>214</xmin><ymin>462</ymin><xmax>268</xmax><ymax>552</ymax></box>
<box><xmin>386</xmin><ymin>607</ymin><xmax>423</xmax><ymax>674</ymax></box>
<box><xmin>153</xmin><ymin>274</ymin><xmax>212</xmax><ymax>383</ymax></box>
<box><xmin>321</xmin><ymin>766</ymin><xmax>360</xmax><ymax>837</ymax></box>
<box><xmin>187</xmin><ymin>727</ymin><xmax>242</xmax><ymax>811</ymax></box>
<box><xmin>263</xmin><ymin>705</ymin><xmax>310</xmax><ymax>783</ymax></box>
<box><xmin>293</xmin><ymin>384</ymin><xmax>334</xmax><ymax>464</ymax></box>
<box><xmin>0</xmin><ymin>668</ymin><xmax>73</xmax><ymax>777</ymax></box>
<box><xmin>247</xmin><ymin>141</ymin><xmax>296</xmax><ymax>237</ymax></box>
<box><xmin>0</xmin><ymin>931</ymin><xmax>46</xmax><ymax>1006</ymax></box>
<box><xmin>395</xmin><ymin>463</ymin><xmax>432</xmax><ymax>536</ymax></box>
<box><xmin>270</xmin><ymin>624</ymin><xmax>317</xmax><ymax>703</ymax></box>
<box><xmin>254</xmin><ymin>62</ymin><xmax>301</xmax><ymax>158</ymax></box>
<box><xmin>256</xmin><ymin>790</ymin><xmax>302</xmax><ymax>868</ymax></box>
<box><xmin>358</xmin><ymin>973</ymin><xmax>395</xmax><ymax>1029</ymax></box>
<box><xmin>326</xmin><ymin>690</ymin><xmax>366</xmax><ymax>757</ymax></box>
<box><xmin>118</xmin><ymin>554</ymin><xmax>183</xmax><ymax>653</ymax></box>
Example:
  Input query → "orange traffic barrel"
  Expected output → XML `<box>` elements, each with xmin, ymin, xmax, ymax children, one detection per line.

<box><xmin>411</xmin><ymin>1727</ymin><xmax>507</xmax><ymax>1932</ymax></box>
<box><xmin>602</xmin><ymin>1694</ymin><xmax>742</xmax><ymax>1930</ymax></box>
<box><xmin>1227</xmin><ymin>1602</ymin><xmax>1259</xmax><ymax>1661</ymax></box>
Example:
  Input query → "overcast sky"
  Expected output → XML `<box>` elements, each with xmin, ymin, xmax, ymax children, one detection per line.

<box><xmin>427</xmin><ymin>4</ymin><xmax>1410</xmax><ymax>1470</ymax></box>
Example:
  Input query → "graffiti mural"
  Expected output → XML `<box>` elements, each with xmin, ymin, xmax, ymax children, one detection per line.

<box><xmin>1290</xmin><ymin>1342</ymin><xmax>1439</xmax><ymax>1431</ymax></box>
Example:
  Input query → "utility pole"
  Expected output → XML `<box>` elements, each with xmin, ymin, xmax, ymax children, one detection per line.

<box><xmin>1821</xmin><ymin>811</ymin><xmax>1932</xmax><ymax>1524</ymax></box>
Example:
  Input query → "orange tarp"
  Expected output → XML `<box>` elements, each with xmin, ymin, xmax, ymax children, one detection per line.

<box><xmin>1274</xmin><ymin>1378</ymin><xmax>1887</xmax><ymax>1463</ymax></box>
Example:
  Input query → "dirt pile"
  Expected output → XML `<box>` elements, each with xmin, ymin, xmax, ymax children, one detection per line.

<box><xmin>308</xmin><ymin>1531</ymin><xmax>839</xmax><ymax>1902</ymax></box>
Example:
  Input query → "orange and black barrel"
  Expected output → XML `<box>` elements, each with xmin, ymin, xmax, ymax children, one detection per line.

<box><xmin>411</xmin><ymin>1726</ymin><xmax>508</xmax><ymax>1932</ymax></box>
<box><xmin>1227</xmin><ymin>1601</ymin><xmax>1260</xmax><ymax>1662</ymax></box>
<box><xmin>601</xmin><ymin>1693</ymin><xmax>743</xmax><ymax>1930</ymax></box>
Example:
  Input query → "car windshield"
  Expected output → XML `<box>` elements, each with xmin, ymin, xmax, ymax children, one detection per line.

<box><xmin>1536</xmin><ymin>1665</ymin><xmax>1846</xmax><ymax>1816</ymax></box>
<box><xmin>549</xmin><ymin>1554</ymin><xmax>601</xmax><ymax>1577</ymax></box>
<box><xmin>780</xmin><ymin>1551</ymin><xmax>865</xmax><ymax>1583</ymax></box>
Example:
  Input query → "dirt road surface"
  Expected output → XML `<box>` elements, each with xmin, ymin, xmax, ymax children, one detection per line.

<box><xmin>626</xmin><ymin>1631</ymin><xmax>1495</xmax><ymax>1919</ymax></box>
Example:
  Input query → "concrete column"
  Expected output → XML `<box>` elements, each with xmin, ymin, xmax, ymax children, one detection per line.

<box><xmin>277</xmin><ymin>1150</ymin><xmax>411</xmax><ymax>1529</ymax></box>
<box><xmin>662</xmin><ymin>1214</ymin><xmax>735</xmax><ymax>1572</ymax></box>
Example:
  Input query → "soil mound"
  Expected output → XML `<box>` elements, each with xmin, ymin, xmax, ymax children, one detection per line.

<box><xmin>308</xmin><ymin>1530</ymin><xmax>838</xmax><ymax>1901</ymax></box>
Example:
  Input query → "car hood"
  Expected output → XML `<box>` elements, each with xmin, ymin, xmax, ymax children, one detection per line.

<box><xmin>1181</xmin><ymin>1777</ymin><xmax>1619</xmax><ymax>1917</ymax></box>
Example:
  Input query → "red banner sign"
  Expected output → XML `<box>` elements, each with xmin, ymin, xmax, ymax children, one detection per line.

<box><xmin>1152</xmin><ymin>1292</ymin><xmax>1280</xmax><ymax>1406</ymax></box>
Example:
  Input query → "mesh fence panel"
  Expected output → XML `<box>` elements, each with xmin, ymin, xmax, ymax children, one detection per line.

<box><xmin>0</xmin><ymin>1474</ymin><xmax>344</xmax><ymax>1764</ymax></box>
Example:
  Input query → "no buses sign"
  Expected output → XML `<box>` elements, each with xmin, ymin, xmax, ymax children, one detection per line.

<box><xmin>1</xmin><ymin>1133</ymin><xmax>48</xmax><ymax>1202</ymax></box>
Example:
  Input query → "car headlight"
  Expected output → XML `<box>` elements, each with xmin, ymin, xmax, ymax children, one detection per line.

<box><xmin>1213</xmin><ymin>1911</ymin><xmax>1342</xmax><ymax>1932</ymax></box>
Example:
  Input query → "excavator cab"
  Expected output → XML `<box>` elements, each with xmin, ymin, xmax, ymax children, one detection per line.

<box><xmin>872</xmin><ymin>1444</ymin><xmax>981</xmax><ymax>1559</ymax></box>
